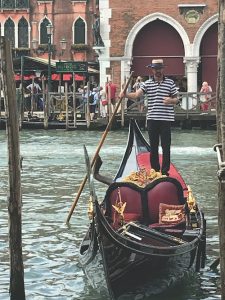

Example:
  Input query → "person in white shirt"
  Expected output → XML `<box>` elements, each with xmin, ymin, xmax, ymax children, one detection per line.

<box><xmin>26</xmin><ymin>79</ymin><xmax>42</xmax><ymax>110</ymax></box>
<box><xmin>99</xmin><ymin>86</ymin><xmax>107</xmax><ymax>118</ymax></box>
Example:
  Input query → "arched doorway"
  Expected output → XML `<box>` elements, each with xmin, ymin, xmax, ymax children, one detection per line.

<box><xmin>199</xmin><ymin>22</ymin><xmax>218</xmax><ymax>91</ymax></box>
<box><xmin>131</xmin><ymin>20</ymin><xmax>185</xmax><ymax>82</ymax></box>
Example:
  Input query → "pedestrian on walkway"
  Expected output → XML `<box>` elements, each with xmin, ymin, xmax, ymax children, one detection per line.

<box><xmin>200</xmin><ymin>81</ymin><xmax>212</xmax><ymax>111</ymax></box>
<box><xmin>106</xmin><ymin>80</ymin><xmax>117</xmax><ymax>113</ymax></box>
<box><xmin>89</xmin><ymin>87</ymin><xmax>99</xmax><ymax>121</ymax></box>
<box><xmin>133</xmin><ymin>76</ymin><xmax>145</xmax><ymax>112</ymax></box>
<box><xmin>99</xmin><ymin>86</ymin><xmax>107</xmax><ymax>118</ymax></box>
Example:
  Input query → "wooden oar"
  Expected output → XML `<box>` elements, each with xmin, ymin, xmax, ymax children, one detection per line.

<box><xmin>66</xmin><ymin>72</ymin><xmax>134</xmax><ymax>223</ymax></box>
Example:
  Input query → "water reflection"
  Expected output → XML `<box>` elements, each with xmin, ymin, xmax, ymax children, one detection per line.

<box><xmin>0</xmin><ymin>128</ymin><xmax>220</xmax><ymax>299</ymax></box>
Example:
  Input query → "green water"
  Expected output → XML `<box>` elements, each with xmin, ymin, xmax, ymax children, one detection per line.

<box><xmin>0</xmin><ymin>128</ymin><xmax>220</xmax><ymax>299</ymax></box>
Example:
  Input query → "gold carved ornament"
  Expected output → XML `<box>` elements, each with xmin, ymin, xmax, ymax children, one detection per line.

<box><xmin>122</xmin><ymin>167</ymin><xmax>166</xmax><ymax>187</ymax></box>
<box><xmin>187</xmin><ymin>185</ymin><xmax>197</xmax><ymax>213</ymax></box>
<box><xmin>112</xmin><ymin>188</ymin><xmax>127</xmax><ymax>226</ymax></box>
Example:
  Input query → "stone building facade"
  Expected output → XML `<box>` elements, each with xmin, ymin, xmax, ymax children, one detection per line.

<box><xmin>0</xmin><ymin>0</ymin><xmax>99</xmax><ymax>80</ymax></box>
<box><xmin>0</xmin><ymin>0</ymin><xmax>218</xmax><ymax>93</ymax></box>
<box><xmin>97</xmin><ymin>0</ymin><xmax>218</xmax><ymax>93</ymax></box>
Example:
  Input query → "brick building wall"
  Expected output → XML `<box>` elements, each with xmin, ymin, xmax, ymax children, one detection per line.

<box><xmin>0</xmin><ymin>0</ymin><xmax>99</xmax><ymax>84</ymax></box>
<box><xmin>0</xmin><ymin>0</ymin><xmax>219</xmax><ymax>93</ymax></box>
<box><xmin>29</xmin><ymin>0</ymin><xmax>97</xmax><ymax>62</ymax></box>
<box><xmin>97</xmin><ymin>0</ymin><xmax>218</xmax><ymax>93</ymax></box>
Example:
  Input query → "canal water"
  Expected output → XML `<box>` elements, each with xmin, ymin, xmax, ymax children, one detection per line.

<box><xmin>0</xmin><ymin>127</ymin><xmax>221</xmax><ymax>300</ymax></box>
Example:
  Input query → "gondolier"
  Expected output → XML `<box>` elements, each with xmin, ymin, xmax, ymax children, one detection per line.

<box><xmin>120</xmin><ymin>59</ymin><xmax>179</xmax><ymax>176</ymax></box>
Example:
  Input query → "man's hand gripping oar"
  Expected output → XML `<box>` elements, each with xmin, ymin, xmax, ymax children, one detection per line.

<box><xmin>66</xmin><ymin>72</ymin><xmax>133</xmax><ymax>223</ymax></box>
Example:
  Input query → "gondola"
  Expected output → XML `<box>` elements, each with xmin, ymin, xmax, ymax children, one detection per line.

<box><xmin>79</xmin><ymin>119</ymin><xmax>206</xmax><ymax>299</ymax></box>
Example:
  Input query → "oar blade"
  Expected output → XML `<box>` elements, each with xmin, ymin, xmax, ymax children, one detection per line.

<box><xmin>209</xmin><ymin>257</ymin><xmax>220</xmax><ymax>270</ymax></box>
<box><xmin>83</xmin><ymin>145</ymin><xmax>97</xmax><ymax>201</ymax></box>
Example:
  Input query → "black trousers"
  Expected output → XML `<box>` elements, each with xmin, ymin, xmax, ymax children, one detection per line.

<box><xmin>147</xmin><ymin>120</ymin><xmax>171</xmax><ymax>175</ymax></box>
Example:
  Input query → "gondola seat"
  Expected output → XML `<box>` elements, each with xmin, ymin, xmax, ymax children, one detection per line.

<box><xmin>105</xmin><ymin>178</ymin><xmax>186</xmax><ymax>230</ymax></box>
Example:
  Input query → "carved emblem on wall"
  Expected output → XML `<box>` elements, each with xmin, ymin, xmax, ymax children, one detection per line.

<box><xmin>185</xmin><ymin>10</ymin><xmax>200</xmax><ymax>24</ymax></box>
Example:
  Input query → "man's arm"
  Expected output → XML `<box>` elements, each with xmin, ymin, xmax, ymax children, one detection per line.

<box><xmin>120</xmin><ymin>88</ymin><xmax>144</xmax><ymax>100</ymax></box>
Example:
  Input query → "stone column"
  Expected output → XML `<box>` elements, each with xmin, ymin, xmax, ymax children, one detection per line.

<box><xmin>183</xmin><ymin>57</ymin><xmax>200</xmax><ymax>92</ymax></box>
<box><xmin>121</xmin><ymin>58</ymin><xmax>132</xmax><ymax>87</ymax></box>
<box><xmin>31</xmin><ymin>21</ymin><xmax>38</xmax><ymax>41</ymax></box>
<box><xmin>94</xmin><ymin>47</ymin><xmax>109</xmax><ymax>88</ymax></box>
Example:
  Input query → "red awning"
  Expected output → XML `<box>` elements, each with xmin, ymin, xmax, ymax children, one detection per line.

<box><xmin>51</xmin><ymin>73</ymin><xmax>85</xmax><ymax>81</ymax></box>
<box><xmin>14</xmin><ymin>73</ymin><xmax>85</xmax><ymax>81</ymax></box>
<box><xmin>52</xmin><ymin>74</ymin><xmax>60</xmax><ymax>80</ymax></box>
<box><xmin>14</xmin><ymin>74</ymin><xmax>35</xmax><ymax>81</ymax></box>
<box><xmin>62</xmin><ymin>74</ymin><xmax>85</xmax><ymax>81</ymax></box>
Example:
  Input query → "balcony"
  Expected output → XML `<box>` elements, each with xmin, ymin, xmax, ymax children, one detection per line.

<box><xmin>71</xmin><ymin>44</ymin><xmax>91</xmax><ymax>52</ymax></box>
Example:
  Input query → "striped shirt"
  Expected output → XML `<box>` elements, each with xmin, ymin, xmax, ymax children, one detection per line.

<box><xmin>140</xmin><ymin>76</ymin><xmax>178</xmax><ymax>121</ymax></box>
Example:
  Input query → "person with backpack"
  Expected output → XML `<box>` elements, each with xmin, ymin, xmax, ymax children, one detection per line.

<box><xmin>89</xmin><ymin>87</ymin><xmax>99</xmax><ymax>121</ymax></box>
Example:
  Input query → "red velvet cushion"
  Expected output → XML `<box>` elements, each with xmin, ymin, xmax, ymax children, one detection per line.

<box><xmin>124</xmin><ymin>213</ymin><xmax>141</xmax><ymax>222</ymax></box>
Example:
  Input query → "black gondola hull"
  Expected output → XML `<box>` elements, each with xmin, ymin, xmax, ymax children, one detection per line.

<box><xmin>95</xmin><ymin>202</ymin><xmax>203</xmax><ymax>298</ymax></box>
<box><xmin>79</xmin><ymin>120</ymin><xmax>206</xmax><ymax>299</ymax></box>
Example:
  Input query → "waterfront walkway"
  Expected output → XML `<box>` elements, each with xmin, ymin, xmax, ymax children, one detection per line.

<box><xmin>0</xmin><ymin>91</ymin><xmax>216</xmax><ymax>130</ymax></box>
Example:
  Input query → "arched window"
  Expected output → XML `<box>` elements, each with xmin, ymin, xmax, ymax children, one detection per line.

<box><xmin>18</xmin><ymin>17</ymin><xmax>28</xmax><ymax>48</ymax></box>
<box><xmin>40</xmin><ymin>18</ymin><xmax>51</xmax><ymax>44</ymax></box>
<box><xmin>4</xmin><ymin>18</ymin><xmax>15</xmax><ymax>48</ymax></box>
<box><xmin>74</xmin><ymin>18</ymin><xmax>85</xmax><ymax>44</ymax></box>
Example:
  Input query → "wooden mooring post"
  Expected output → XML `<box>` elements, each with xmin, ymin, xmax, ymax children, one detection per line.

<box><xmin>217</xmin><ymin>2</ymin><xmax>225</xmax><ymax>299</ymax></box>
<box><xmin>0</xmin><ymin>37</ymin><xmax>25</xmax><ymax>299</ymax></box>
<box><xmin>65</xmin><ymin>82</ymin><xmax>69</xmax><ymax>130</ymax></box>
<box><xmin>72</xmin><ymin>72</ymin><xmax>77</xmax><ymax>128</ymax></box>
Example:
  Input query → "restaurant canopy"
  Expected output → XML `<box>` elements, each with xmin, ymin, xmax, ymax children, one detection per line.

<box><xmin>13</xmin><ymin>56</ymin><xmax>99</xmax><ymax>81</ymax></box>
